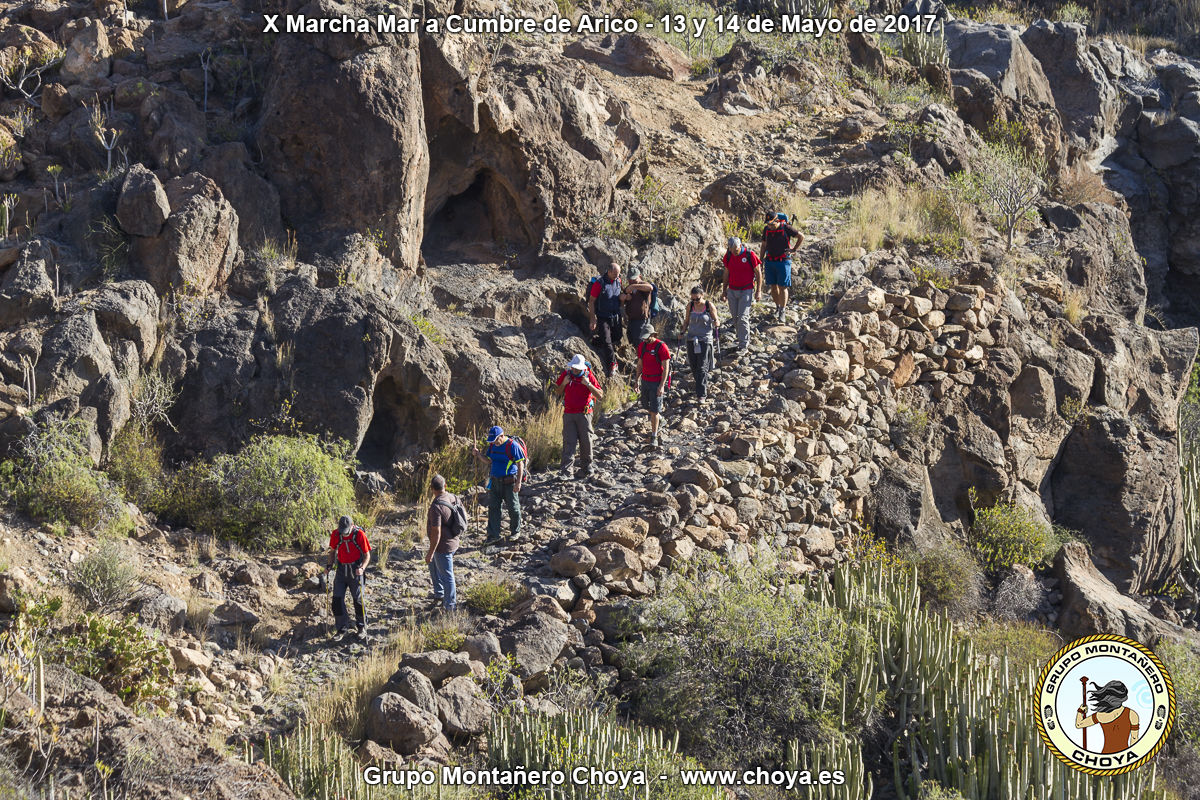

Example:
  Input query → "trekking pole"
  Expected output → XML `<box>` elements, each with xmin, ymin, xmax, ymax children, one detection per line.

<box><xmin>1081</xmin><ymin>676</ymin><xmax>1089</xmax><ymax>751</ymax></box>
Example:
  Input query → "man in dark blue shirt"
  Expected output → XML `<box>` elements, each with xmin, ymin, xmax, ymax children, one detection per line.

<box><xmin>471</xmin><ymin>426</ymin><xmax>526</xmax><ymax>544</ymax></box>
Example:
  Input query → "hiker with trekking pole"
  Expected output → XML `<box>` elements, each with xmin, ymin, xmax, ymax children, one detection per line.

<box><xmin>471</xmin><ymin>426</ymin><xmax>527</xmax><ymax>546</ymax></box>
<box><xmin>325</xmin><ymin>515</ymin><xmax>371</xmax><ymax>642</ymax></box>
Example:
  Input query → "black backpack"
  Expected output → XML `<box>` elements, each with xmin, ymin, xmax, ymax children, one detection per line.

<box><xmin>433</xmin><ymin>495</ymin><xmax>469</xmax><ymax>538</ymax></box>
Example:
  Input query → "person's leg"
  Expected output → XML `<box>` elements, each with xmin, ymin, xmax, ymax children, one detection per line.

<box><xmin>698</xmin><ymin>341</ymin><xmax>711</xmax><ymax>398</ymax></box>
<box><xmin>561</xmin><ymin>413</ymin><xmax>578</xmax><ymax>473</ymax></box>
<box><xmin>504</xmin><ymin>481</ymin><xmax>522</xmax><ymax>538</ymax></box>
<box><xmin>331</xmin><ymin>569</ymin><xmax>349</xmax><ymax>631</ymax></box>
<box><xmin>688</xmin><ymin>342</ymin><xmax>703</xmax><ymax>398</ymax></box>
<box><xmin>436</xmin><ymin>552</ymin><xmax>457</xmax><ymax>610</ymax></box>
<box><xmin>348</xmin><ymin>572</ymin><xmax>366</xmax><ymax>631</ymax></box>
<box><xmin>781</xmin><ymin>260</ymin><xmax>792</xmax><ymax>313</ymax></box>
<box><xmin>598</xmin><ymin>317</ymin><xmax>616</xmax><ymax>378</ymax></box>
<box><xmin>735</xmin><ymin>290</ymin><xmax>752</xmax><ymax>349</ymax></box>
<box><xmin>429</xmin><ymin>560</ymin><xmax>443</xmax><ymax>600</ymax></box>
<box><xmin>579</xmin><ymin>413</ymin><xmax>593</xmax><ymax>472</ymax></box>
<box><xmin>486</xmin><ymin>484</ymin><xmax>502</xmax><ymax>542</ymax></box>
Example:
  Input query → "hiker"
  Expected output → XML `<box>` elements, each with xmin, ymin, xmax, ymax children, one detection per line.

<box><xmin>681</xmin><ymin>286</ymin><xmax>719</xmax><ymax>402</ymax></box>
<box><xmin>554</xmin><ymin>353</ymin><xmax>604</xmax><ymax>479</ymax></box>
<box><xmin>587</xmin><ymin>263</ymin><xmax>624</xmax><ymax>379</ymax></box>
<box><xmin>326</xmin><ymin>515</ymin><xmax>371</xmax><ymax>641</ymax></box>
<box><xmin>723</xmin><ymin>236</ymin><xmax>762</xmax><ymax>354</ymax></box>
<box><xmin>636</xmin><ymin>329</ymin><xmax>672</xmax><ymax>447</ymax></box>
<box><xmin>471</xmin><ymin>426</ymin><xmax>525</xmax><ymax>544</ymax></box>
<box><xmin>759</xmin><ymin>212</ymin><xmax>804</xmax><ymax>321</ymax></box>
<box><xmin>426</xmin><ymin>474</ymin><xmax>464</xmax><ymax>612</ymax></box>
<box><xmin>622</xmin><ymin>267</ymin><xmax>656</xmax><ymax>350</ymax></box>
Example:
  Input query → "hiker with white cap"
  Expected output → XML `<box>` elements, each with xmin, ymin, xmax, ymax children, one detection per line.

<box><xmin>326</xmin><ymin>515</ymin><xmax>371</xmax><ymax>641</ymax></box>
<box><xmin>723</xmin><ymin>235</ymin><xmax>762</xmax><ymax>355</ymax></box>
<box><xmin>554</xmin><ymin>354</ymin><xmax>605</xmax><ymax>479</ymax></box>
<box><xmin>471</xmin><ymin>425</ymin><xmax>526</xmax><ymax>544</ymax></box>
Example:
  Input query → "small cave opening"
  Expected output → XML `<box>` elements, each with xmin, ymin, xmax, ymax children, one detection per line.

<box><xmin>358</xmin><ymin>376</ymin><xmax>407</xmax><ymax>470</ymax></box>
<box><xmin>422</xmin><ymin>170</ymin><xmax>533</xmax><ymax>262</ymax></box>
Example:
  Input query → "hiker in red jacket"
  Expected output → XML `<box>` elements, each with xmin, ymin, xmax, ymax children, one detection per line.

<box><xmin>554</xmin><ymin>354</ymin><xmax>605</xmax><ymax>479</ymax></box>
<box><xmin>326</xmin><ymin>515</ymin><xmax>371</xmax><ymax>641</ymax></box>
<box><xmin>636</xmin><ymin>331</ymin><xmax>671</xmax><ymax>449</ymax></box>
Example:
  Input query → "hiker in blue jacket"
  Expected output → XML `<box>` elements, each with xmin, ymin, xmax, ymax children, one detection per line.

<box><xmin>471</xmin><ymin>426</ymin><xmax>526</xmax><ymax>544</ymax></box>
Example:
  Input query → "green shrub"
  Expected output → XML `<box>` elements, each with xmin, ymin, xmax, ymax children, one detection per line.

<box><xmin>967</xmin><ymin>619</ymin><xmax>1060</xmax><ymax>676</ymax></box>
<box><xmin>904</xmin><ymin>542</ymin><xmax>982</xmax><ymax>619</ymax></box>
<box><xmin>891</xmin><ymin>401</ymin><xmax>930</xmax><ymax>448</ymax></box>
<box><xmin>106</xmin><ymin>424</ymin><xmax>166</xmax><ymax>510</ymax></box>
<box><xmin>3</xmin><ymin>416</ymin><xmax>121</xmax><ymax>530</ymax></box>
<box><xmin>72</xmin><ymin>541</ymin><xmax>140</xmax><ymax>612</ymax></box>
<box><xmin>48</xmin><ymin>613</ymin><xmax>173</xmax><ymax>710</ymax></box>
<box><xmin>164</xmin><ymin>433</ymin><xmax>355</xmax><ymax>551</ymax></box>
<box><xmin>918</xmin><ymin>782</ymin><xmax>968</xmax><ymax>800</ymax></box>
<box><xmin>969</xmin><ymin>492</ymin><xmax>1062</xmax><ymax>572</ymax></box>
<box><xmin>625</xmin><ymin>565</ymin><xmax>859</xmax><ymax>764</ymax></box>
<box><xmin>463</xmin><ymin>579</ymin><xmax>524</xmax><ymax>616</ymax></box>
<box><xmin>1161</xmin><ymin>642</ymin><xmax>1200</xmax><ymax>751</ymax></box>
<box><xmin>420</xmin><ymin>614</ymin><xmax>468</xmax><ymax>652</ymax></box>
<box><xmin>1055</xmin><ymin>1</ymin><xmax>1090</xmax><ymax>24</ymax></box>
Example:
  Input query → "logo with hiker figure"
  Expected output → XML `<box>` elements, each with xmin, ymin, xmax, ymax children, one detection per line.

<box><xmin>1036</xmin><ymin>634</ymin><xmax>1176</xmax><ymax>775</ymax></box>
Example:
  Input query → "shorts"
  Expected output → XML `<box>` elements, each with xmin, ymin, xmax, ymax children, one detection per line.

<box><xmin>764</xmin><ymin>259</ymin><xmax>792</xmax><ymax>288</ymax></box>
<box><xmin>640</xmin><ymin>379</ymin><xmax>663</xmax><ymax>413</ymax></box>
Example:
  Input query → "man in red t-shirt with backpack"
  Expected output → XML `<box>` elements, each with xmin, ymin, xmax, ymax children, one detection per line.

<box><xmin>554</xmin><ymin>354</ymin><xmax>605</xmax><ymax>479</ymax></box>
<box><xmin>637</xmin><ymin>331</ymin><xmax>671</xmax><ymax>449</ymax></box>
<box><xmin>326</xmin><ymin>515</ymin><xmax>371</xmax><ymax>641</ymax></box>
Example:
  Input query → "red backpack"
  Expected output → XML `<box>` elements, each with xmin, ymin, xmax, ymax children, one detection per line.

<box><xmin>638</xmin><ymin>340</ymin><xmax>672</xmax><ymax>388</ymax></box>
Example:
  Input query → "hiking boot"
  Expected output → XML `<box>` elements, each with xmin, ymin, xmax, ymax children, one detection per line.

<box><xmin>579</xmin><ymin>464</ymin><xmax>595</xmax><ymax>479</ymax></box>
<box><xmin>650</xmin><ymin>433</ymin><xmax>659</xmax><ymax>448</ymax></box>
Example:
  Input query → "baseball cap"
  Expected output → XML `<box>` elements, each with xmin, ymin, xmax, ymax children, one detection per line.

<box><xmin>486</xmin><ymin>425</ymin><xmax>504</xmax><ymax>442</ymax></box>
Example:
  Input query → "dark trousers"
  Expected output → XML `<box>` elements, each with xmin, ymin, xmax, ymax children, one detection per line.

<box><xmin>687</xmin><ymin>339</ymin><xmax>713</xmax><ymax>399</ymax></box>
<box><xmin>593</xmin><ymin>315</ymin><xmax>621</xmax><ymax>375</ymax></box>
<box><xmin>487</xmin><ymin>480</ymin><xmax>521</xmax><ymax>540</ymax></box>
<box><xmin>332</xmin><ymin>565</ymin><xmax>366</xmax><ymax>631</ymax></box>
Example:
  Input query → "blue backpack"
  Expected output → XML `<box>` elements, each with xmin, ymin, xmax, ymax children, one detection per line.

<box><xmin>650</xmin><ymin>284</ymin><xmax>663</xmax><ymax>319</ymax></box>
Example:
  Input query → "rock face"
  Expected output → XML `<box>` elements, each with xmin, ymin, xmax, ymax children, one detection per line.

<box><xmin>944</xmin><ymin>20</ymin><xmax>1055</xmax><ymax>107</ymax></box>
<box><xmin>133</xmin><ymin>173</ymin><xmax>239</xmax><ymax>294</ymax></box>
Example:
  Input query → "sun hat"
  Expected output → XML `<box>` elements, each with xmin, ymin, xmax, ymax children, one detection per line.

<box><xmin>568</xmin><ymin>354</ymin><xmax>587</xmax><ymax>372</ymax></box>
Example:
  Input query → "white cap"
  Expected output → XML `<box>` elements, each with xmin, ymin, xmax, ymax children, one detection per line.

<box><xmin>568</xmin><ymin>354</ymin><xmax>587</xmax><ymax>372</ymax></box>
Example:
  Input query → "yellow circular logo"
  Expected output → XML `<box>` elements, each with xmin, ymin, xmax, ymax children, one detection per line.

<box><xmin>1035</xmin><ymin>634</ymin><xmax>1176</xmax><ymax>775</ymax></box>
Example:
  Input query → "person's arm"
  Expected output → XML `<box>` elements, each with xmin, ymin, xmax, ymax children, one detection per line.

<box><xmin>790</xmin><ymin>226</ymin><xmax>804</xmax><ymax>253</ymax></box>
<box><xmin>1075</xmin><ymin>708</ymin><xmax>1096</xmax><ymax>729</ymax></box>
<box><xmin>628</xmin><ymin>280</ymin><xmax>653</xmax><ymax>293</ymax></box>
<box><xmin>426</xmin><ymin>510</ymin><xmax>441</xmax><ymax>564</ymax></box>
<box><xmin>515</xmin><ymin>459</ymin><xmax>525</xmax><ymax>489</ymax></box>
<box><xmin>588</xmin><ymin>293</ymin><xmax>598</xmax><ymax>331</ymax></box>
<box><xmin>722</xmin><ymin>256</ymin><xmax>731</xmax><ymax>292</ymax></box>
<box><xmin>471</xmin><ymin>444</ymin><xmax>487</xmax><ymax>465</ymax></box>
<box><xmin>754</xmin><ymin>256</ymin><xmax>764</xmax><ymax>300</ymax></box>
<box><xmin>326</xmin><ymin>542</ymin><xmax>335</xmax><ymax>571</ymax></box>
<box><xmin>357</xmin><ymin>533</ymin><xmax>371</xmax><ymax>575</ymax></box>
<box><xmin>589</xmin><ymin>372</ymin><xmax>605</xmax><ymax>399</ymax></box>
<box><xmin>1129</xmin><ymin>709</ymin><xmax>1140</xmax><ymax>745</ymax></box>
<box><xmin>658</xmin><ymin>347</ymin><xmax>670</xmax><ymax>395</ymax></box>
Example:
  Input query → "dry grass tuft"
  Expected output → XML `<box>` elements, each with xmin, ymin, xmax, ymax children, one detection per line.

<box><xmin>1063</xmin><ymin>287</ymin><xmax>1088</xmax><ymax>326</ymax></box>
<box><xmin>1055</xmin><ymin>162</ymin><xmax>1117</xmax><ymax>207</ymax></box>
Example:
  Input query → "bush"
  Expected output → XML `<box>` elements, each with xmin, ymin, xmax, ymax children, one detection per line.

<box><xmin>834</xmin><ymin>181</ymin><xmax>975</xmax><ymax>260</ymax></box>
<box><xmin>1055</xmin><ymin>1</ymin><xmax>1090</xmax><ymax>25</ymax></box>
<box><xmin>891</xmin><ymin>401</ymin><xmax>930</xmax><ymax>448</ymax></box>
<box><xmin>625</xmin><ymin>565</ymin><xmax>858</xmax><ymax>764</ymax></box>
<box><xmin>1055</xmin><ymin>162</ymin><xmax>1114</xmax><ymax>206</ymax></box>
<box><xmin>969</xmin><ymin>492</ymin><xmax>1062</xmax><ymax>572</ymax></box>
<box><xmin>1063</xmin><ymin>286</ymin><xmax>1088</xmax><ymax>325</ymax></box>
<box><xmin>72</xmin><ymin>541</ymin><xmax>140</xmax><ymax>612</ymax></box>
<box><xmin>967</xmin><ymin>619</ymin><xmax>1060</xmax><ymax>676</ymax></box>
<box><xmin>3</xmin><ymin>416</ymin><xmax>121</xmax><ymax>530</ymax></box>
<box><xmin>463</xmin><ymin>579</ymin><xmax>524</xmax><ymax>616</ymax></box>
<box><xmin>106</xmin><ymin>424</ymin><xmax>166</xmax><ymax>510</ymax></box>
<box><xmin>904</xmin><ymin>542</ymin><xmax>982</xmax><ymax>619</ymax></box>
<box><xmin>164</xmin><ymin>433</ymin><xmax>356</xmax><ymax>551</ymax></box>
<box><xmin>1161</xmin><ymin>642</ymin><xmax>1200</xmax><ymax>751</ymax></box>
<box><xmin>420</xmin><ymin>613</ymin><xmax>469</xmax><ymax>652</ymax></box>
<box><xmin>918</xmin><ymin>782</ymin><xmax>968</xmax><ymax>800</ymax></box>
<box><xmin>48</xmin><ymin>613</ymin><xmax>173</xmax><ymax>710</ymax></box>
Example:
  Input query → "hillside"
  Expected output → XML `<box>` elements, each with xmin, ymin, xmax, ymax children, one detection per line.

<box><xmin>1</xmin><ymin>0</ymin><xmax>1200</xmax><ymax>797</ymax></box>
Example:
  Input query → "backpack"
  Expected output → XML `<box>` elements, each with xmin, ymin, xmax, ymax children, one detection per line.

<box><xmin>589</xmin><ymin>275</ymin><xmax>622</xmax><ymax>317</ymax></box>
<box><xmin>763</xmin><ymin>226</ymin><xmax>792</xmax><ymax>259</ymax></box>
<box><xmin>490</xmin><ymin>437</ymin><xmax>529</xmax><ymax>475</ymax></box>
<box><xmin>649</xmin><ymin>284</ymin><xmax>663</xmax><ymax>318</ymax></box>
<box><xmin>433</xmin><ymin>495</ymin><xmax>469</xmax><ymax>538</ymax></box>
<box><xmin>638</xmin><ymin>339</ymin><xmax>672</xmax><ymax>389</ymax></box>
<box><xmin>336</xmin><ymin>527</ymin><xmax>367</xmax><ymax>564</ymax></box>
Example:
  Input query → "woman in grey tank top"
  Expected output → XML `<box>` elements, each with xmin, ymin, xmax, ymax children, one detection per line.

<box><xmin>682</xmin><ymin>285</ymin><xmax>720</xmax><ymax>402</ymax></box>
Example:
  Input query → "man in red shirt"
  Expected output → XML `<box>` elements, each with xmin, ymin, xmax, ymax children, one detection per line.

<box><xmin>554</xmin><ymin>354</ymin><xmax>605</xmax><ymax>479</ymax></box>
<box><xmin>326</xmin><ymin>515</ymin><xmax>371</xmax><ymax>641</ymax></box>
<box><xmin>636</xmin><ymin>332</ymin><xmax>671</xmax><ymax>448</ymax></box>
<box><xmin>723</xmin><ymin>236</ymin><xmax>762</xmax><ymax>354</ymax></box>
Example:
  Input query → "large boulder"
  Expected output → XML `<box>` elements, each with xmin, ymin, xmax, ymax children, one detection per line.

<box><xmin>564</xmin><ymin>33</ymin><xmax>691</xmax><ymax>81</ymax></box>
<box><xmin>1020</xmin><ymin>21</ymin><xmax>1121</xmax><ymax>155</ymax></box>
<box><xmin>365</xmin><ymin>692</ymin><xmax>444</xmax><ymax>754</ymax></box>
<box><xmin>133</xmin><ymin>174</ymin><xmax>238</xmax><ymax>294</ymax></box>
<box><xmin>436</xmin><ymin>676</ymin><xmax>492</xmax><ymax>737</ymax></box>
<box><xmin>383</xmin><ymin>666</ymin><xmax>438</xmax><ymax>716</ymax></box>
<box><xmin>116</xmin><ymin>164</ymin><xmax>170</xmax><ymax>237</ymax></box>
<box><xmin>0</xmin><ymin>243</ymin><xmax>56</xmax><ymax>327</ymax></box>
<box><xmin>944</xmin><ymin>20</ymin><xmax>1055</xmax><ymax>107</ymax></box>
<box><xmin>590</xmin><ymin>542</ymin><xmax>643</xmax><ymax>582</ymax></box>
<box><xmin>550</xmin><ymin>545</ymin><xmax>596</xmax><ymax>578</ymax></box>
<box><xmin>1054</xmin><ymin>542</ymin><xmax>1185</xmax><ymax>645</ymax></box>
<box><xmin>61</xmin><ymin>19</ymin><xmax>111</xmax><ymax>84</ymax></box>
<box><xmin>398</xmin><ymin>650</ymin><xmax>472</xmax><ymax>687</ymax></box>
<box><xmin>497</xmin><ymin>611</ymin><xmax>569</xmax><ymax>682</ymax></box>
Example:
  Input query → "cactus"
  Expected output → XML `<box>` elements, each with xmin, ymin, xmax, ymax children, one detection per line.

<box><xmin>900</xmin><ymin>27</ymin><xmax>949</xmax><ymax>68</ymax></box>
<box><xmin>791</xmin><ymin>562</ymin><xmax>1169</xmax><ymax>800</ymax></box>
